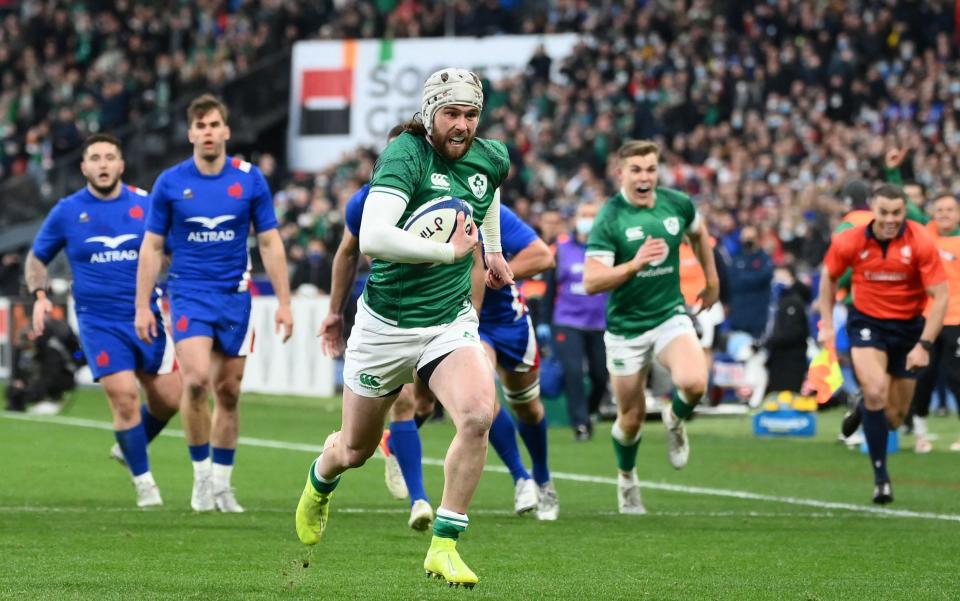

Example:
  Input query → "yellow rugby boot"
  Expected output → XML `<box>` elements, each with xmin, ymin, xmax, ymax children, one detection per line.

<box><xmin>295</xmin><ymin>466</ymin><xmax>335</xmax><ymax>545</ymax></box>
<box><xmin>423</xmin><ymin>536</ymin><xmax>479</xmax><ymax>588</ymax></box>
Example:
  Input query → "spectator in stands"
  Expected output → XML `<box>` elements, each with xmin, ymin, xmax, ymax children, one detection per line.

<box><xmin>726</xmin><ymin>225</ymin><xmax>774</xmax><ymax>340</ymax></box>
<box><xmin>538</xmin><ymin>208</ymin><xmax>565</xmax><ymax>246</ymax></box>
<box><xmin>9</xmin><ymin>1</ymin><xmax>960</xmax><ymax>380</ymax></box>
<box><xmin>291</xmin><ymin>238</ymin><xmax>333</xmax><ymax>296</ymax></box>
<box><xmin>0</xmin><ymin>251</ymin><xmax>22</xmax><ymax>296</ymax></box>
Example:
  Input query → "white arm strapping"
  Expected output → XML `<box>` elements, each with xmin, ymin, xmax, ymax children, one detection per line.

<box><xmin>480</xmin><ymin>188</ymin><xmax>502</xmax><ymax>254</ymax></box>
<box><xmin>358</xmin><ymin>189</ymin><xmax>455</xmax><ymax>264</ymax></box>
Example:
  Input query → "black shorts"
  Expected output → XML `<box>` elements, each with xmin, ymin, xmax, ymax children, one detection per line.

<box><xmin>847</xmin><ymin>307</ymin><xmax>924</xmax><ymax>378</ymax></box>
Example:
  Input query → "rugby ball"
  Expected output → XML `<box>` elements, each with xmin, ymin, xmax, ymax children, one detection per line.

<box><xmin>402</xmin><ymin>196</ymin><xmax>473</xmax><ymax>243</ymax></box>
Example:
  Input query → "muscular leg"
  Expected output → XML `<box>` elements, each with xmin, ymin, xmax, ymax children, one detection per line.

<box><xmin>426</xmin><ymin>346</ymin><xmax>496</xmax><ymax>514</ymax></box>
<box><xmin>610</xmin><ymin>371</ymin><xmax>647</xmax><ymax>476</ymax></box>
<box><xmin>174</xmin><ymin>337</ymin><xmax>214</xmax><ymax>450</ymax></box>
<box><xmin>887</xmin><ymin>377</ymin><xmax>918</xmax><ymax>430</ymax></box>
<box><xmin>317</xmin><ymin>387</ymin><xmax>398</xmax><ymax>479</ymax></box>
<box><xmin>138</xmin><ymin>371</ymin><xmax>180</xmax><ymax>421</ymax></box>
<box><xmin>209</xmin><ymin>352</ymin><xmax>246</xmax><ymax>496</ymax></box>
<box><xmin>503</xmin><ymin>368</ymin><xmax>545</xmax><ymax>424</ymax></box>
<box><xmin>210</xmin><ymin>353</ymin><xmax>244</xmax><ymax>453</ymax></box>
<box><xmin>137</xmin><ymin>370</ymin><xmax>180</xmax><ymax>443</ymax></box>
<box><xmin>413</xmin><ymin>375</ymin><xmax>437</xmax><ymax>427</ymax></box>
<box><xmin>102</xmin><ymin>370</ymin><xmax>150</xmax><ymax>478</ymax></box>
<box><xmin>852</xmin><ymin>347</ymin><xmax>891</xmax><ymax>411</ymax></box>
<box><xmin>500</xmin><ymin>367</ymin><xmax>550</xmax><ymax>486</ymax></box>
<box><xmin>479</xmin><ymin>342</ymin><xmax>530</xmax><ymax>486</ymax></box>
<box><xmin>657</xmin><ymin>332</ymin><xmax>708</xmax><ymax>419</ymax></box>
<box><xmin>851</xmin><ymin>347</ymin><xmax>893</xmax><ymax>487</ymax></box>
<box><xmin>297</xmin><ymin>386</ymin><xmax>398</xmax><ymax>544</ymax></box>
<box><xmin>102</xmin><ymin>371</ymin><xmax>143</xmax><ymax>431</ymax></box>
<box><xmin>390</xmin><ymin>384</ymin><xmax>417</xmax><ymax>421</ymax></box>
<box><xmin>609</xmin><ymin>368</ymin><xmax>647</xmax><ymax>514</ymax></box>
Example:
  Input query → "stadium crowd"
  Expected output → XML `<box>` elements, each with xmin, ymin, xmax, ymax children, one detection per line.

<box><xmin>4</xmin><ymin>1</ymin><xmax>960</xmax><ymax>427</ymax></box>
<box><xmin>273</xmin><ymin>0</ymin><xmax>960</xmax><ymax>300</ymax></box>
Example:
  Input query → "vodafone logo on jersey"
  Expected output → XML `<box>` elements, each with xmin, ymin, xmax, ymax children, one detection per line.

<box><xmin>185</xmin><ymin>215</ymin><xmax>236</xmax><ymax>242</ymax></box>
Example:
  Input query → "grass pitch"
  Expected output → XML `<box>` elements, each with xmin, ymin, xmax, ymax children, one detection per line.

<box><xmin>1</xmin><ymin>388</ymin><xmax>959</xmax><ymax>600</ymax></box>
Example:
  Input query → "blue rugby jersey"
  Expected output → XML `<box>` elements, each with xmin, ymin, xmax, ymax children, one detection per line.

<box><xmin>146</xmin><ymin>156</ymin><xmax>278</xmax><ymax>293</ymax></box>
<box><xmin>32</xmin><ymin>184</ymin><xmax>156</xmax><ymax>319</ymax></box>
<box><xmin>479</xmin><ymin>205</ymin><xmax>539</xmax><ymax>324</ymax></box>
<box><xmin>344</xmin><ymin>184</ymin><xmax>370</xmax><ymax>237</ymax></box>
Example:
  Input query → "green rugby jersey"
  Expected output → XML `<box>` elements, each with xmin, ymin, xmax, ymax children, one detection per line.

<box><xmin>586</xmin><ymin>187</ymin><xmax>699</xmax><ymax>337</ymax></box>
<box><xmin>363</xmin><ymin>131</ymin><xmax>509</xmax><ymax>328</ymax></box>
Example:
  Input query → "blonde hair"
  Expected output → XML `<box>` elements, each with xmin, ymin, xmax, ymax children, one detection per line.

<box><xmin>617</xmin><ymin>140</ymin><xmax>659</xmax><ymax>162</ymax></box>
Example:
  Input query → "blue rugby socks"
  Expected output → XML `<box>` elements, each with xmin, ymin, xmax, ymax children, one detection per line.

<box><xmin>488</xmin><ymin>406</ymin><xmax>531</xmax><ymax>483</ymax></box>
<box><xmin>389</xmin><ymin>420</ymin><xmax>429</xmax><ymax>504</ymax></box>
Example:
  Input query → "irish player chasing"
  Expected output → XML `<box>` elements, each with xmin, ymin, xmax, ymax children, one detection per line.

<box><xmin>296</xmin><ymin>68</ymin><xmax>513</xmax><ymax>588</ymax></box>
<box><xmin>136</xmin><ymin>95</ymin><xmax>293</xmax><ymax>512</ymax></box>
<box><xmin>821</xmin><ymin>184</ymin><xmax>947</xmax><ymax>502</ymax></box>
<box><xmin>27</xmin><ymin>133</ymin><xmax>181</xmax><ymax>507</ymax></box>
<box><xmin>583</xmin><ymin>140</ymin><xmax>719</xmax><ymax>514</ymax></box>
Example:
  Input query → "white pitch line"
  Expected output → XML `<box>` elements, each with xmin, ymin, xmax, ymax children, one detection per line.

<box><xmin>3</xmin><ymin>411</ymin><xmax>960</xmax><ymax>523</ymax></box>
<box><xmin>0</xmin><ymin>506</ymin><xmax>870</xmax><ymax>519</ymax></box>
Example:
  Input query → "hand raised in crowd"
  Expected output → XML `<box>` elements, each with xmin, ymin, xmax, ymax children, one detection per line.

<box><xmin>884</xmin><ymin>148</ymin><xmax>906</xmax><ymax>170</ymax></box>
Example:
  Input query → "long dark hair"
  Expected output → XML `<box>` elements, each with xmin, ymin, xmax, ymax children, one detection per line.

<box><xmin>401</xmin><ymin>114</ymin><xmax>427</xmax><ymax>136</ymax></box>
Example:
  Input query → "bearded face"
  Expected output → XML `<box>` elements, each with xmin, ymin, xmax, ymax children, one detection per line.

<box><xmin>81</xmin><ymin>142</ymin><xmax>124</xmax><ymax>197</ymax></box>
<box><xmin>431</xmin><ymin>104</ymin><xmax>479</xmax><ymax>161</ymax></box>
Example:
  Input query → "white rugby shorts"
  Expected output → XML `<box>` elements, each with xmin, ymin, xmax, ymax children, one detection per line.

<box><xmin>604</xmin><ymin>314</ymin><xmax>698</xmax><ymax>377</ymax></box>
<box><xmin>343</xmin><ymin>298</ymin><xmax>483</xmax><ymax>397</ymax></box>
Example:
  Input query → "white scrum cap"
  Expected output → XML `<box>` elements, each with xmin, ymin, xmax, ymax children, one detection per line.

<box><xmin>421</xmin><ymin>68</ymin><xmax>484</xmax><ymax>137</ymax></box>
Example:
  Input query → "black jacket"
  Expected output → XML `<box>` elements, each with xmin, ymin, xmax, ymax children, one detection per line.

<box><xmin>765</xmin><ymin>282</ymin><xmax>812</xmax><ymax>394</ymax></box>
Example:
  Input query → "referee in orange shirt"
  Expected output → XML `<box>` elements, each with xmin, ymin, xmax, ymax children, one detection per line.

<box><xmin>910</xmin><ymin>193</ymin><xmax>960</xmax><ymax>453</ymax></box>
<box><xmin>818</xmin><ymin>184</ymin><xmax>948</xmax><ymax>504</ymax></box>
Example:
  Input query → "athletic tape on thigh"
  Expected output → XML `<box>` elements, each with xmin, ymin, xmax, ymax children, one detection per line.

<box><xmin>502</xmin><ymin>381</ymin><xmax>539</xmax><ymax>404</ymax></box>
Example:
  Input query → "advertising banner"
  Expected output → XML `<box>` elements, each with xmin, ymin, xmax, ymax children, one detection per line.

<box><xmin>287</xmin><ymin>34</ymin><xmax>579</xmax><ymax>170</ymax></box>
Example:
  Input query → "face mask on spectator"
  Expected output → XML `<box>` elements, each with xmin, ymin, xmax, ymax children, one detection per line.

<box><xmin>576</xmin><ymin>218</ymin><xmax>594</xmax><ymax>235</ymax></box>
